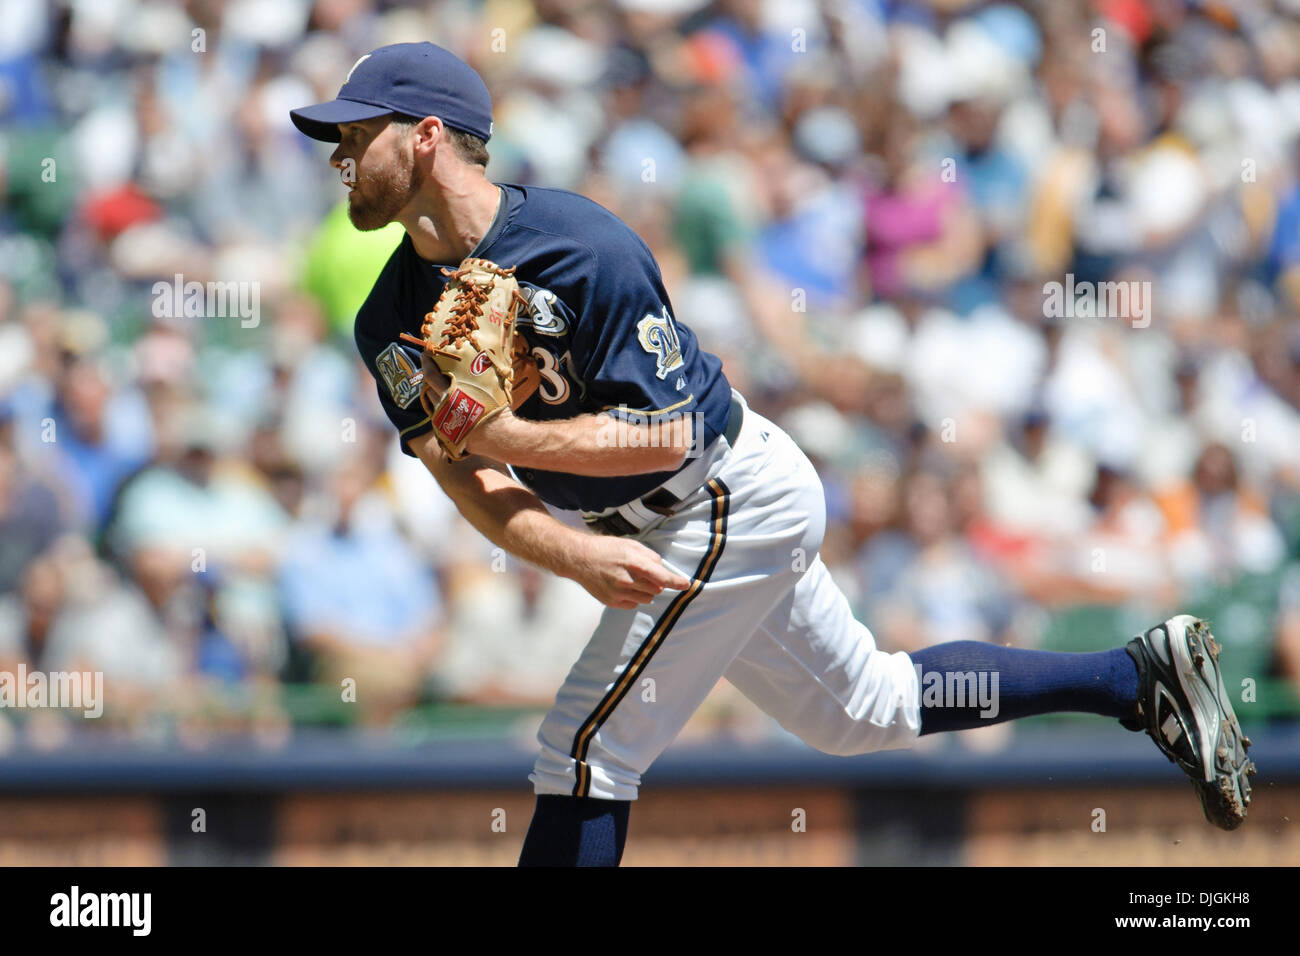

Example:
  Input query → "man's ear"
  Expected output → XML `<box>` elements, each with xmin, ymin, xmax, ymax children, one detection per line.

<box><xmin>412</xmin><ymin>115</ymin><xmax>444</xmax><ymax>158</ymax></box>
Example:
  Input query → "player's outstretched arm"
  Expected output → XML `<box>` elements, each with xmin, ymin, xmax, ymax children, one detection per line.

<box><xmin>412</xmin><ymin>432</ymin><xmax>690</xmax><ymax>609</ymax></box>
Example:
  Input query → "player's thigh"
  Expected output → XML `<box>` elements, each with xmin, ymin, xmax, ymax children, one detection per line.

<box><xmin>532</xmin><ymin>432</ymin><xmax>825</xmax><ymax>800</ymax></box>
<box><xmin>723</xmin><ymin>555</ymin><xmax>922</xmax><ymax>756</ymax></box>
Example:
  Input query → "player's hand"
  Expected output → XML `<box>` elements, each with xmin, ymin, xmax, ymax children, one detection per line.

<box><xmin>417</xmin><ymin>350</ymin><xmax>514</xmax><ymax>461</ymax></box>
<box><xmin>419</xmin><ymin>350</ymin><xmax>450</xmax><ymax>403</ymax></box>
<box><xmin>569</xmin><ymin>535</ymin><xmax>691</xmax><ymax>609</ymax></box>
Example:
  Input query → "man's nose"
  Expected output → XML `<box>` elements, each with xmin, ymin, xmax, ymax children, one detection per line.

<box><xmin>329</xmin><ymin>144</ymin><xmax>345</xmax><ymax>168</ymax></box>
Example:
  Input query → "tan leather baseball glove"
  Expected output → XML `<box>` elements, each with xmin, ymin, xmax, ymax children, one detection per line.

<box><xmin>400</xmin><ymin>257</ymin><xmax>537</xmax><ymax>460</ymax></box>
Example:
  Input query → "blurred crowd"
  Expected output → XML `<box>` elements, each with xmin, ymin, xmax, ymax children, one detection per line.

<box><xmin>1</xmin><ymin>0</ymin><xmax>1299</xmax><ymax>746</ymax></box>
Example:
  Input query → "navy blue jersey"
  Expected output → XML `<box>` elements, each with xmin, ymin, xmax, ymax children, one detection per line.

<box><xmin>354</xmin><ymin>182</ymin><xmax>732</xmax><ymax>512</ymax></box>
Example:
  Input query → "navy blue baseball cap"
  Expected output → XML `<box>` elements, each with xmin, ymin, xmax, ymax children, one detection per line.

<box><xmin>290</xmin><ymin>42</ymin><xmax>493</xmax><ymax>143</ymax></box>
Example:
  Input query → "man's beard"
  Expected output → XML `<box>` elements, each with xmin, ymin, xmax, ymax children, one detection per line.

<box><xmin>346</xmin><ymin>159</ymin><xmax>422</xmax><ymax>231</ymax></box>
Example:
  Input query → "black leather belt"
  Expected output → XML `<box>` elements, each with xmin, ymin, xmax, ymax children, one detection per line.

<box><xmin>586</xmin><ymin>395</ymin><xmax>743</xmax><ymax>537</ymax></box>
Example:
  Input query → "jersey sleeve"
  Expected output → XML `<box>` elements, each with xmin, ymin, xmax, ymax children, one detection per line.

<box><xmin>354</xmin><ymin>287</ymin><xmax>434</xmax><ymax>456</ymax></box>
<box><xmin>567</xmin><ymin>239</ymin><xmax>699</xmax><ymax>426</ymax></box>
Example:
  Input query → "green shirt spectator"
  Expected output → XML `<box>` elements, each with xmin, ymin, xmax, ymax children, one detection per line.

<box><xmin>301</xmin><ymin>202</ymin><xmax>404</xmax><ymax>335</ymax></box>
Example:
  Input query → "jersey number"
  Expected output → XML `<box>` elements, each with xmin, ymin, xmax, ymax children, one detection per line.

<box><xmin>533</xmin><ymin>347</ymin><xmax>571</xmax><ymax>404</ymax></box>
<box><xmin>636</xmin><ymin>307</ymin><xmax>684</xmax><ymax>380</ymax></box>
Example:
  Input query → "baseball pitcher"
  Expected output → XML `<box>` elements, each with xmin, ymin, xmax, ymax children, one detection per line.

<box><xmin>290</xmin><ymin>42</ymin><xmax>1254</xmax><ymax>866</ymax></box>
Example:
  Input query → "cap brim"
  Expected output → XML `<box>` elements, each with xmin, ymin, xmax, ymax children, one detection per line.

<box><xmin>289</xmin><ymin>99</ymin><xmax>394</xmax><ymax>142</ymax></box>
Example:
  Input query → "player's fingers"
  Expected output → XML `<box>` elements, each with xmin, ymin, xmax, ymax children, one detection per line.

<box><xmin>628</xmin><ymin>583</ymin><xmax>663</xmax><ymax>603</ymax></box>
<box><xmin>596</xmin><ymin>564</ymin><xmax>655</xmax><ymax>604</ymax></box>
<box><xmin>419</xmin><ymin>352</ymin><xmax>451</xmax><ymax>393</ymax></box>
<box><xmin>611</xmin><ymin>574</ymin><xmax>662</xmax><ymax>602</ymax></box>
<box><xmin>631</xmin><ymin>560</ymin><xmax>691</xmax><ymax>591</ymax></box>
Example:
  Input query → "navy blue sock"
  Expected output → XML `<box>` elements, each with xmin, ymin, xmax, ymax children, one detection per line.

<box><xmin>910</xmin><ymin>642</ymin><xmax>1139</xmax><ymax>735</ymax></box>
<box><xmin>518</xmin><ymin>794</ymin><xmax>630</xmax><ymax>867</ymax></box>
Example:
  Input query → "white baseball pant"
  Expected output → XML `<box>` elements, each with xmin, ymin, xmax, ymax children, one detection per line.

<box><xmin>530</xmin><ymin>392</ymin><xmax>923</xmax><ymax>800</ymax></box>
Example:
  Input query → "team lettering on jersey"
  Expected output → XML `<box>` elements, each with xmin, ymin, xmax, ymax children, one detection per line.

<box><xmin>518</xmin><ymin>286</ymin><xmax>568</xmax><ymax>336</ymax></box>
<box><xmin>513</xmin><ymin>284</ymin><xmax>582</xmax><ymax>405</ymax></box>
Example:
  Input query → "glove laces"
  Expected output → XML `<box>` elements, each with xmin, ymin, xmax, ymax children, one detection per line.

<box><xmin>433</xmin><ymin>263</ymin><xmax>517</xmax><ymax>351</ymax></box>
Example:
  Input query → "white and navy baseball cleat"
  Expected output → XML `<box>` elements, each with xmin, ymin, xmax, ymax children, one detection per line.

<box><xmin>1121</xmin><ymin>615</ymin><xmax>1255</xmax><ymax>830</ymax></box>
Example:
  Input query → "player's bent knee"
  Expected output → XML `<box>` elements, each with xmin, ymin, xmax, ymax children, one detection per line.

<box><xmin>789</xmin><ymin>688</ymin><xmax>923</xmax><ymax>757</ymax></box>
<box><xmin>795</xmin><ymin>719</ymin><xmax>916</xmax><ymax>757</ymax></box>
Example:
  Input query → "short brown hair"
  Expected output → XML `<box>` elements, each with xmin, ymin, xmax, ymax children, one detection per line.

<box><xmin>390</xmin><ymin>113</ymin><xmax>489</xmax><ymax>167</ymax></box>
